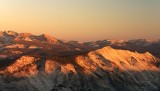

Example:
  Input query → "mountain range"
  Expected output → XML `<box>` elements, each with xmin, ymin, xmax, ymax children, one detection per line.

<box><xmin>0</xmin><ymin>31</ymin><xmax>159</xmax><ymax>91</ymax></box>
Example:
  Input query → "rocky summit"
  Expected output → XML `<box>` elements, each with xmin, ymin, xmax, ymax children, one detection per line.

<box><xmin>0</xmin><ymin>31</ymin><xmax>160</xmax><ymax>91</ymax></box>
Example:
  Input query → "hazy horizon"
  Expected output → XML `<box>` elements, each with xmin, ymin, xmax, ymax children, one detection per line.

<box><xmin>0</xmin><ymin>0</ymin><xmax>160</xmax><ymax>41</ymax></box>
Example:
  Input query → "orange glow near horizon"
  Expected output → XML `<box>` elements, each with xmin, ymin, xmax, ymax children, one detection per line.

<box><xmin>0</xmin><ymin>0</ymin><xmax>160</xmax><ymax>41</ymax></box>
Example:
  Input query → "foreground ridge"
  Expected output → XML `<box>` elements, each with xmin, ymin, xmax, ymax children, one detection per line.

<box><xmin>0</xmin><ymin>45</ymin><xmax>159</xmax><ymax>91</ymax></box>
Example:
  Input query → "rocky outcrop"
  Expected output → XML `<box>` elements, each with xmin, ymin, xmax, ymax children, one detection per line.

<box><xmin>0</xmin><ymin>46</ymin><xmax>159</xmax><ymax>91</ymax></box>
<box><xmin>0</xmin><ymin>56</ymin><xmax>38</xmax><ymax>77</ymax></box>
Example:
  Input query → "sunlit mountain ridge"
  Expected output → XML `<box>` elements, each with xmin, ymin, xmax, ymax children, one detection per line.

<box><xmin>0</xmin><ymin>31</ymin><xmax>160</xmax><ymax>91</ymax></box>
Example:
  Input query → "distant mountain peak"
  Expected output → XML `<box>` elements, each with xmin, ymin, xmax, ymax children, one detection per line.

<box><xmin>41</xmin><ymin>34</ymin><xmax>56</xmax><ymax>39</ymax></box>
<box><xmin>19</xmin><ymin>33</ymin><xmax>34</xmax><ymax>37</ymax></box>
<box><xmin>3</xmin><ymin>30</ymin><xmax>19</xmax><ymax>37</ymax></box>
<box><xmin>40</xmin><ymin>34</ymin><xmax>63</xmax><ymax>45</ymax></box>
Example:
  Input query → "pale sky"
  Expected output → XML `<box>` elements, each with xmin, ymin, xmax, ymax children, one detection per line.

<box><xmin>0</xmin><ymin>0</ymin><xmax>160</xmax><ymax>41</ymax></box>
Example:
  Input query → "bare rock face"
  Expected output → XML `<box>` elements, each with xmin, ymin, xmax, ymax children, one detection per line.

<box><xmin>0</xmin><ymin>46</ymin><xmax>159</xmax><ymax>91</ymax></box>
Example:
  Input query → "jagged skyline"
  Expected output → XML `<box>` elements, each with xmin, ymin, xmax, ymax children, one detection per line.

<box><xmin>0</xmin><ymin>0</ymin><xmax>160</xmax><ymax>41</ymax></box>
